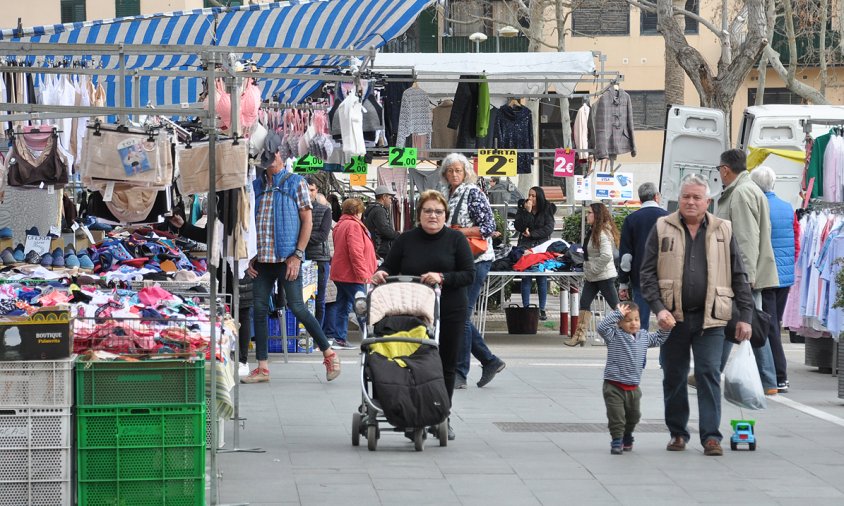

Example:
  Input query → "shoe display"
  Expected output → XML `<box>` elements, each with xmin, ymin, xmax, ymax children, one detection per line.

<box><xmin>13</xmin><ymin>244</ymin><xmax>25</xmax><ymax>262</ymax></box>
<box><xmin>454</xmin><ymin>376</ymin><xmax>467</xmax><ymax>389</ymax></box>
<box><xmin>666</xmin><ymin>436</ymin><xmax>686</xmax><ymax>451</ymax></box>
<box><xmin>65</xmin><ymin>251</ymin><xmax>80</xmax><ymax>269</ymax></box>
<box><xmin>324</xmin><ymin>352</ymin><xmax>341</xmax><ymax>381</ymax></box>
<box><xmin>777</xmin><ymin>381</ymin><xmax>789</xmax><ymax>393</ymax></box>
<box><xmin>477</xmin><ymin>358</ymin><xmax>506</xmax><ymax>388</ymax></box>
<box><xmin>539</xmin><ymin>309</ymin><xmax>547</xmax><ymax>321</ymax></box>
<box><xmin>0</xmin><ymin>227</ymin><xmax>12</xmax><ymax>239</ymax></box>
<box><xmin>51</xmin><ymin>248</ymin><xmax>64</xmax><ymax>268</ymax></box>
<box><xmin>611</xmin><ymin>438</ymin><xmax>623</xmax><ymax>455</ymax></box>
<box><xmin>703</xmin><ymin>439</ymin><xmax>723</xmax><ymax>456</ymax></box>
<box><xmin>24</xmin><ymin>250</ymin><xmax>41</xmax><ymax>264</ymax></box>
<box><xmin>240</xmin><ymin>367</ymin><xmax>270</xmax><ymax>384</ymax></box>
<box><xmin>24</xmin><ymin>227</ymin><xmax>40</xmax><ymax>237</ymax></box>
<box><xmin>0</xmin><ymin>248</ymin><xmax>16</xmax><ymax>265</ymax></box>
<box><xmin>78</xmin><ymin>254</ymin><xmax>95</xmax><ymax>270</ymax></box>
<box><xmin>40</xmin><ymin>252</ymin><xmax>53</xmax><ymax>267</ymax></box>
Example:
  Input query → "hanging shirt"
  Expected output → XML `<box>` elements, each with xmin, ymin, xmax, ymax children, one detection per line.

<box><xmin>395</xmin><ymin>86</ymin><xmax>432</xmax><ymax>149</ymax></box>
<box><xmin>822</xmin><ymin>134</ymin><xmax>844</xmax><ymax>202</ymax></box>
<box><xmin>806</xmin><ymin>131</ymin><xmax>832</xmax><ymax>198</ymax></box>
<box><xmin>573</xmin><ymin>103</ymin><xmax>591</xmax><ymax>161</ymax></box>
<box><xmin>337</xmin><ymin>94</ymin><xmax>366</xmax><ymax>156</ymax></box>
<box><xmin>494</xmin><ymin>104</ymin><xmax>534</xmax><ymax>174</ymax></box>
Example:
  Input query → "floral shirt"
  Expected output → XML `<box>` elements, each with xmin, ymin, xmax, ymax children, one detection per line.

<box><xmin>448</xmin><ymin>183</ymin><xmax>496</xmax><ymax>263</ymax></box>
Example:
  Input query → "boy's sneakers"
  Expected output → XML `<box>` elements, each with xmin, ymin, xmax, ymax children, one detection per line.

<box><xmin>610</xmin><ymin>438</ymin><xmax>623</xmax><ymax>455</ymax></box>
<box><xmin>240</xmin><ymin>367</ymin><xmax>270</xmax><ymax>384</ymax></box>
<box><xmin>324</xmin><ymin>352</ymin><xmax>341</xmax><ymax>381</ymax></box>
<box><xmin>622</xmin><ymin>434</ymin><xmax>634</xmax><ymax>451</ymax></box>
<box><xmin>331</xmin><ymin>338</ymin><xmax>355</xmax><ymax>350</ymax></box>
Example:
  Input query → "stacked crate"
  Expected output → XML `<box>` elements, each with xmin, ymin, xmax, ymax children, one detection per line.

<box><xmin>74</xmin><ymin>357</ymin><xmax>206</xmax><ymax>505</ymax></box>
<box><xmin>0</xmin><ymin>359</ymin><xmax>74</xmax><ymax>506</ymax></box>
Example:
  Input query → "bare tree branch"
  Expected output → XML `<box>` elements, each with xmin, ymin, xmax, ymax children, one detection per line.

<box><xmin>764</xmin><ymin>45</ymin><xmax>829</xmax><ymax>104</ymax></box>
<box><xmin>627</xmin><ymin>0</ymin><xmax>724</xmax><ymax>39</ymax></box>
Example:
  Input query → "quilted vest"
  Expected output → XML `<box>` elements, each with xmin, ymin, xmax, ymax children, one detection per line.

<box><xmin>654</xmin><ymin>212</ymin><xmax>734</xmax><ymax>330</ymax></box>
<box><xmin>253</xmin><ymin>171</ymin><xmax>302</xmax><ymax>261</ymax></box>
<box><xmin>765</xmin><ymin>191</ymin><xmax>796</xmax><ymax>287</ymax></box>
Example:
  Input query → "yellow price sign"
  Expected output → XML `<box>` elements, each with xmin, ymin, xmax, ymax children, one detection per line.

<box><xmin>477</xmin><ymin>149</ymin><xmax>517</xmax><ymax>177</ymax></box>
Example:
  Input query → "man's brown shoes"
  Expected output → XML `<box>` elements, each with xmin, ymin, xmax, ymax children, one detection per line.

<box><xmin>666</xmin><ymin>436</ymin><xmax>686</xmax><ymax>451</ymax></box>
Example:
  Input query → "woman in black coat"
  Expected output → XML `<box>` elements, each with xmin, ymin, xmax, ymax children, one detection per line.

<box><xmin>514</xmin><ymin>186</ymin><xmax>557</xmax><ymax>320</ymax></box>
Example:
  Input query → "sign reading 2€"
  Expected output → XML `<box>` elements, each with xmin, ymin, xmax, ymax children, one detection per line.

<box><xmin>477</xmin><ymin>149</ymin><xmax>517</xmax><ymax>177</ymax></box>
<box><xmin>553</xmin><ymin>148</ymin><xmax>575</xmax><ymax>177</ymax></box>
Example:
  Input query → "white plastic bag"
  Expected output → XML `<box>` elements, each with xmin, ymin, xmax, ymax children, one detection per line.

<box><xmin>724</xmin><ymin>340</ymin><xmax>767</xmax><ymax>410</ymax></box>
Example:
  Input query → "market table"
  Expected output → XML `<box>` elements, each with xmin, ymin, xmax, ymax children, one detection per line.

<box><xmin>473</xmin><ymin>271</ymin><xmax>585</xmax><ymax>336</ymax></box>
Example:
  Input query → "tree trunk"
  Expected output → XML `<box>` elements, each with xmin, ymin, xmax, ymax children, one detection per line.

<box><xmin>755</xmin><ymin>0</ymin><xmax>776</xmax><ymax>106</ymax></box>
<box><xmin>663</xmin><ymin>0</ymin><xmax>686</xmax><ymax>106</ymax></box>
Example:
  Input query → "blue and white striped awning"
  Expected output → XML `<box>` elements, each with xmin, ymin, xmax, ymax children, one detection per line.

<box><xmin>0</xmin><ymin>0</ymin><xmax>433</xmax><ymax>107</ymax></box>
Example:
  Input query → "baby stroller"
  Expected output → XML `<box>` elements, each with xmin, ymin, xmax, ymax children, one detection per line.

<box><xmin>352</xmin><ymin>276</ymin><xmax>450</xmax><ymax>451</ymax></box>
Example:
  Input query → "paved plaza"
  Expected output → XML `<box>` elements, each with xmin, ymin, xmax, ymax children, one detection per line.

<box><xmin>211</xmin><ymin>331</ymin><xmax>844</xmax><ymax>506</ymax></box>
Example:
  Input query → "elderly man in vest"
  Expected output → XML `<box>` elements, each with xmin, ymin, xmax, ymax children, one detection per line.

<box><xmin>244</xmin><ymin>134</ymin><xmax>341</xmax><ymax>384</ymax></box>
<box><xmin>640</xmin><ymin>173</ymin><xmax>754</xmax><ymax>457</ymax></box>
<box><xmin>715</xmin><ymin>149</ymin><xmax>779</xmax><ymax>396</ymax></box>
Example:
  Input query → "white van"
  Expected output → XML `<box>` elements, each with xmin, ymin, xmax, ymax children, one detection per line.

<box><xmin>660</xmin><ymin>104</ymin><xmax>844</xmax><ymax>210</ymax></box>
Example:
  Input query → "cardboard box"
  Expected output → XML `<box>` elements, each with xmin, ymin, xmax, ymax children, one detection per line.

<box><xmin>0</xmin><ymin>238</ymin><xmax>13</xmax><ymax>251</ymax></box>
<box><xmin>0</xmin><ymin>309</ymin><xmax>71</xmax><ymax>361</ymax></box>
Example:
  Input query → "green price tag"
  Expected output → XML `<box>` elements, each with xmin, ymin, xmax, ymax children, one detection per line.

<box><xmin>388</xmin><ymin>147</ymin><xmax>417</xmax><ymax>168</ymax></box>
<box><xmin>343</xmin><ymin>155</ymin><xmax>368</xmax><ymax>174</ymax></box>
<box><xmin>293</xmin><ymin>154</ymin><xmax>324</xmax><ymax>174</ymax></box>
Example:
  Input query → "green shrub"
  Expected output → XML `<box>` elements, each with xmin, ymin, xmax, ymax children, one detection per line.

<box><xmin>561</xmin><ymin>206</ymin><xmax>633</xmax><ymax>244</ymax></box>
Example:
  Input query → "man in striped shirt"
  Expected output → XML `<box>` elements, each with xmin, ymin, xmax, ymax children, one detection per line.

<box><xmin>597</xmin><ymin>302</ymin><xmax>670</xmax><ymax>455</ymax></box>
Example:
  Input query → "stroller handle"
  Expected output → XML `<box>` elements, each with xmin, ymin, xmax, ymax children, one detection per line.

<box><xmin>384</xmin><ymin>275</ymin><xmax>422</xmax><ymax>283</ymax></box>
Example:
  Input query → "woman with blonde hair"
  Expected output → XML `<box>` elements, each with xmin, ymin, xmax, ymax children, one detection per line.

<box><xmin>566</xmin><ymin>202</ymin><xmax>620</xmax><ymax>347</ymax></box>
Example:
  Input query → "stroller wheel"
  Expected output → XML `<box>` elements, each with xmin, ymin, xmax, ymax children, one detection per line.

<box><xmin>414</xmin><ymin>428</ymin><xmax>425</xmax><ymax>452</ymax></box>
<box><xmin>351</xmin><ymin>413</ymin><xmax>362</xmax><ymax>447</ymax></box>
<box><xmin>367</xmin><ymin>425</ymin><xmax>378</xmax><ymax>451</ymax></box>
<box><xmin>437</xmin><ymin>420</ymin><xmax>448</xmax><ymax>447</ymax></box>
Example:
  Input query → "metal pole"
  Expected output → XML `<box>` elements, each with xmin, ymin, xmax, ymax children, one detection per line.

<box><xmin>205</xmin><ymin>50</ymin><xmax>220</xmax><ymax>506</ymax></box>
<box><xmin>132</xmin><ymin>71</ymin><xmax>140</xmax><ymax>123</ymax></box>
<box><xmin>117</xmin><ymin>43</ymin><xmax>125</xmax><ymax>124</ymax></box>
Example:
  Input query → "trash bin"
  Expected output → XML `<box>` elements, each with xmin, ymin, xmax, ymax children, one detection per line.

<box><xmin>504</xmin><ymin>304</ymin><xmax>539</xmax><ymax>335</ymax></box>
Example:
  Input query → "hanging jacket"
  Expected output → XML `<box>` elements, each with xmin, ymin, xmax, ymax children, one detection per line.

<box><xmin>252</xmin><ymin>170</ymin><xmax>302</xmax><ymax>262</ymax></box>
<box><xmin>764</xmin><ymin>191</ymin><xmax>796</xmax><ymax>287</ymax></box>
<box><xmin>447</xmin><ymin>76</ymin><xmax>479</xmax><ymax>149</ymax></box>
<box><xmin>494</xmin><ymin>104</ymin><xmax>534</xmax><ymax>174</ymax></box>
<box><xmin>592</xmin><ymin>88</ymin><xmax>636</xmax><ymax>160</ymax></box>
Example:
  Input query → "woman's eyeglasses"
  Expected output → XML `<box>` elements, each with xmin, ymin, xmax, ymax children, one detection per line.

<box><xmin>421</xmin><ymin>208</ymin><xmax>445</xmax><ymax>216</ymax></box>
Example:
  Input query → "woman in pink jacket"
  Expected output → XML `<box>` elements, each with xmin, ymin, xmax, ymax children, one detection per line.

<box><xmin>329</xmin><ymin>197</ymin><xmax>378</xmax><ymax>349</ymax></box>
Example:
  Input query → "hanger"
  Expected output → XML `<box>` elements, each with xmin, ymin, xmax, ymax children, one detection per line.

<box><xmin>508</xmin><ymin>97</ymin><xmax>521</xmax><ymax>108</ymax></box>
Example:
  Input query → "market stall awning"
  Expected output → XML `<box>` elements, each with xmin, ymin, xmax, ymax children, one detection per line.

<box><xmin>0</xmin><ymin>0</ymin><xmax>434</xmax><ymax>106</ymax></box>
<box><xmin>371</xmin><ymin>52</ymin><xmax>597</xmax><ymax>98</ymax></box>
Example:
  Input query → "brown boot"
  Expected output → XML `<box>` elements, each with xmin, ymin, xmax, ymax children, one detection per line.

<box><xmin>564</xmin><ymin>310</ymin><xmax>591</xmax><ymax>347</ymax></box>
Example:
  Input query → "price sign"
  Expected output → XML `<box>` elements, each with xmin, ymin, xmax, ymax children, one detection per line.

<box><xmin>349</xmin><ymin>173</ymin><xmax>367</xmax><ymax>186</ymax></box>
<box><xmin>388</xmin><ymin>147</ymin><xmax>417</xmax><ymax>168</ymax></box>
<box><xmin>553</xmin><ymin>148</ymin><xmax>575</xmax><ymax>177</ymax></box>
<box><xmin>24</xmin><ymin>235</ymin><xmax>51</xmax><ymax>256</ymax></box>
<box><xmin>343</xmin><ymin>155</ymin><xmax>368</xmax><ymax>174</ymax></box>
<box><xmin>477</xmin><ymin>149</ymin><xmax>517</xmax><ymax>177</ymax></box>
<box><xmin>292</xmin><ymin>154</ymin><xmax>324</xmax><ymax>174</ymax></box>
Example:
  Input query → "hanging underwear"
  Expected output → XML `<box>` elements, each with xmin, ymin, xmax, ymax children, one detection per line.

<box><xmin>88</xmin><ymin>187</ymin><xmax>171</xmax><ymax>225</ymax></box>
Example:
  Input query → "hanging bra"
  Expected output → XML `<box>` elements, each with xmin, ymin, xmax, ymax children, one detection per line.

<box><xmin>7</xmin><ymin>134</ymin><xmax>68</xmax><ymax>188</ymax></box>
<box><xmin>211</xmin><ymin>78</ymin><xmax>262</xmax><ymax>133</ymax></box>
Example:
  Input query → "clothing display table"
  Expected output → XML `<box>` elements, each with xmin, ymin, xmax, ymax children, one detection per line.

<box><xmin>475</xmin><ymin>271</ymin><xmax>584</xmax><ymax>336</ymax></box>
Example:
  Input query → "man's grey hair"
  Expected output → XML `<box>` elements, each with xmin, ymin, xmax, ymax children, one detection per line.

<box><xmin>490</xmin><ymin>176</ymin><xmax>500</xmax><ymax>184</ymax></box>
<box><xmin>679</xmin><ymin>173</ymin><xmax>711</xmax><ymax>197</ymax></box>
<box><xmin>750</xmin><ymin>165</ymin><xmax>776</xmax><ymax>193</ymax></box>
<box><xmin>637</xmin><ymin>182</ymin><xmax>659</xmax><ymax>202</ymax></box>
<box><xmin>440</xmin><ymin>152</ymin><xmax>477</xmax><ymax>184</ymax></box>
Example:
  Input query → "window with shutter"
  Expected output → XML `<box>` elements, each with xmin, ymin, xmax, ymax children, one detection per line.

<box><xmin>204</xmin><ymin>1</ymin><xmax>244</xmax><ymax>7</ymax></box>
<box><xmin>61</xmin><ymin>0</ymin><xmax>86</xmax><ymax>23</ymax></box>
<box><xmin>628</xmin><ymin>91</ymin><xmax>666</xmax><ymax>131</ymax></box>
<box><xmin>572</xmin><ymin>0</ymin><xmax>630</xmax><ymax>36</ymax></box>
<box><xmin>641</xmin><ymin>1</ymin><xmax>699</xmax><ymax>35</ymax></box>
<box><xmin>115</xmin><ymin>0</ymin><xmax>141</xmax><ymax>18</ymax></box>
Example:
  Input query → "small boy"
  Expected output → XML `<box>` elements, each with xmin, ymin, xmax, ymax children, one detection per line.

<box><xmin>597</xmin><ymin>302</ymin><xmax>670</xmax><ymax>455</ymax></box>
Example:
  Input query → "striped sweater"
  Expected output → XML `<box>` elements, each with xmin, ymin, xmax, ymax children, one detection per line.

<box><xmin>597</xmin><ymin>310</ymin><xmax>670</xmax><ymax>386</ymax></box>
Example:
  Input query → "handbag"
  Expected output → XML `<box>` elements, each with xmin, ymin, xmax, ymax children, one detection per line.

<box><xmin>450</xmin><ymin>188</ymin><xmax>489</xmax><ymax>258</ymax></box>
<box><xmin>724</xmin><ymin>301</ymin><xmax>771</xmax><ymax>348</ymax></box>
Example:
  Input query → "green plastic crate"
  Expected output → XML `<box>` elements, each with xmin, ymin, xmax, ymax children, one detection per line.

<box><xmin>75</xmin><ymin>357</ymin><xmax>205</xmax><ymax>407</ymax></box>
<box><xmin>76</xmin><ymin>405</ymin><xmax>205</xmax><ymax>506</ymax></box>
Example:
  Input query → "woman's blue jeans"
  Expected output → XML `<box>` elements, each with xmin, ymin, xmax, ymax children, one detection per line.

<box><xmin>520</xmin><ymin>275</ymin><xmax>548</xmax><ymax>310</ymax></box>
<box><xmin>333</xmin><ymin>281</ymin><xmax>366</xmax><ymax>342</ymax></box>
<box><xmin>457</xmin><ymin>260</ymin><xmax>496</xmax><ymax>379</ymax></box>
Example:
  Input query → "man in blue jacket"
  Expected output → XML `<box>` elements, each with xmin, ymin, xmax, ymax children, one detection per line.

<box><xmin>618</xmin><ymin>182</ymin><xmax>668</xmax><ymax>330</ymax></box>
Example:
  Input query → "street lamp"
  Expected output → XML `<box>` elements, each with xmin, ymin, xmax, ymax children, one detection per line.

<box><xmin>469</xmin><ymin>32</ymin><xmax>487</xmax><ymax>53</ymax></box>
<box><xmin>496</xmin><ymin>25</ymin><xmax>518</xmax><ymax>52</ymax></box>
